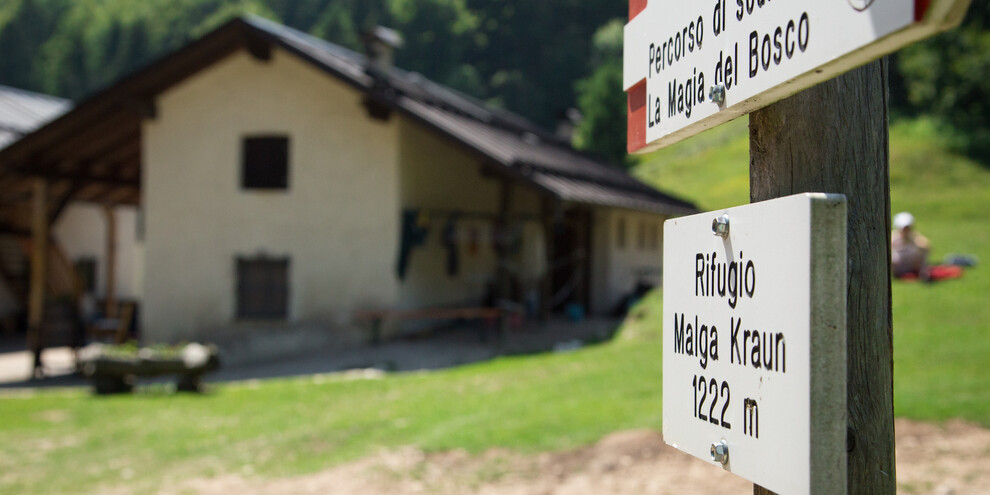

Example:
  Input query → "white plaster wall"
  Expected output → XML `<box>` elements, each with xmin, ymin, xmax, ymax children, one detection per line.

<box><xmin>53</xmin><ymin>204</ymin><xmax>143</xmax><ymax>299</ymax></box>
<box><xmin>590</xmin><ymin>208</ymin><xmax>666</xmax><ymax>314</ymax></box>
<box><xmin>397</xmin><ymin>119</ymin><xmax>543</xmax><ymax>309</ymax></box>
<box><xmin>142</xmin><ymin>48</ymin><xmax>400</xmax><ymax>346</ymax></box>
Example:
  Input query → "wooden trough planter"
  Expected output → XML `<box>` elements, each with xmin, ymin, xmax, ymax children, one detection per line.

<box><xmin>78</xmin><ymin>343</ymin><xmax>220</xmax><ymax>394</ymax></box>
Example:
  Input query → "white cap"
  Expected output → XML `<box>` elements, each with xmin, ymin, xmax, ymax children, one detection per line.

<box><xmin>893</xmin><ymin>212</ymin><xmax>914</xmax><ymax>230</ymax></box>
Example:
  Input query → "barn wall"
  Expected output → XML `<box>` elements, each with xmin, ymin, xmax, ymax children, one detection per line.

<box><xmin>142</xmin><ymin>48</ymin><xmax>400</xmax><ymax>359</ymax></box>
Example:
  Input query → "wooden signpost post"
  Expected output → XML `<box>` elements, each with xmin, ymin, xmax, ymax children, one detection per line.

<box><xmin>625</xmin><ymin>0</ymin><xmax>973</xmax><ymax>493</ymax></box>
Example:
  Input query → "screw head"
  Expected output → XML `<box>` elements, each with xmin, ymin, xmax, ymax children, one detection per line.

<box><xmin>708</xmin><ymin>84</ymin><xmax>726</xmax><ymax>106</ymax></box>
<box><xmin>710</xmin><ymin>440</ymin><xmax>729</xmax><ymax>465</ymax></box>
<box><xmin>712</xmin><ymin>214</ymin><xmax>730</xmax><ymax>238</ymax></box>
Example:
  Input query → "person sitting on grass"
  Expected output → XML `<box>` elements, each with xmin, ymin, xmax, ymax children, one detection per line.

<box><xmin>891</xmin><ymin>211</ymin><xmax>930</xmax><ymax>279</ymax></box>
<box><xmin>891</xmin><ymin>212</ymin><xmax>967</xmax><ymax>282</ymax></box>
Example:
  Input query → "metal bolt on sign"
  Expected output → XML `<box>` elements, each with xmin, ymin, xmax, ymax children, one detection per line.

<box><xmin>712</xmin><ymin>214</ymin><xmax>730</xmax><ymax>238</ymax></box>
<box><xmin>711</xmin><ymin>439</ymin><xmax>729</xmax><ymax>465</ymax></box>
<box><xmin>708</xmin><ymin>85</ymin><xmax>726</xmax><ymax>106</ymax></box>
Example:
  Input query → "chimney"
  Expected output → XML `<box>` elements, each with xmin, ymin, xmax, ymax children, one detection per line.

<box><xmin>556</xmin><ymin>108</ymin><xmax>583</xmax><ymax>143</ymax></box>
<box><xmin>362</xmin><ymin>26</ymin><xmax>404</xmax><ymax>75</ymax></box>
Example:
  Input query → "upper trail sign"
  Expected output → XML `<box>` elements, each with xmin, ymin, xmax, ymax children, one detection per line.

<box><xmin>623</xmin><ymin>0</ymin><xmax>973</xmax><ymax>153</ymax></box>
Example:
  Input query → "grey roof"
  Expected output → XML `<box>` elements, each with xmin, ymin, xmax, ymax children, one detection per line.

<box><xmin>243</xmin><ymin>16</ymin><xmax>696</xmax><ymax>216</ymax></box>
<box><xmin>0</xmin><ymin>85</ymin><xmax>70</xmax><ymax>150</ymax></box>
<box><xmin>0</xmin><ymin>17</ymin><xmax>694</xmax><ymax>216</ymax></box>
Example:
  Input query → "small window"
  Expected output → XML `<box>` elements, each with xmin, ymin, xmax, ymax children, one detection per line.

<box><xmin>236</xmin><ymin>256</ymin><xmax>289</xmax><ymax>320</ymax></box>
<box><xmin>616</xmin><ymin>217</ymin><xmax>626</xmax><ymax>249</ymax></box>
<box><xmin>242</xmin><ymin>136</ymin><xmax>289</xmax><ymax>189</ymax></box>
<box><xmin>638</xmin><ymin>220</ymin><xmax>647</xmax><ymax>251</ymax></box>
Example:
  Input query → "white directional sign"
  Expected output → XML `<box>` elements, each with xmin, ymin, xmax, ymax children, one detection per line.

<box><xmin>624</xmin><ymin>0</ymin><xmax>972</xmax><ymax>153</ymax></box>
<box><xmin>662</xmin><ymin>193</ymin><xmax>847</xmax><ymax>494</ymax></box>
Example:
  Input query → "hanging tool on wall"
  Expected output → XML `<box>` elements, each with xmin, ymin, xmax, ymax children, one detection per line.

<box><xmin>442</xmin><ymin>213</ymin><xmax>460</xmax><ymax>276</ymax></box>
<box><xmin>396</xmin><ymin>209</ymin><xmax>429</xmax><ymax>280</ymax></box>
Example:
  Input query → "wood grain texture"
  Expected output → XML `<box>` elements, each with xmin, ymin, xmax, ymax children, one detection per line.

<box><xmin>103</xmin><ymin>205</ymin><xmax>117</xmax><ymax>318</ymax></box>
<box><xmin>28</xmin><ymin>180</ymin><xmax>48</xmax><ymax>332</ymax></box>
<box><xmin>750</xmin><ymin>60</ymin><xmax>895</xmax><ymax>494</ymax></box>
<box><xmin>27</xmin><ymin>179</ymin><xmax>48</xmax><ymax>375</ymax></box>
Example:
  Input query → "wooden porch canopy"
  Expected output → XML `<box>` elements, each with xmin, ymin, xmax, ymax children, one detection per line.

<box><xmin>0</xmin><ymin>19</ymin><xmax>279</xmax><ymax>232</ymax></box>
<box><xmin>0</xmin><ymin>20</ymin><xmax>281</xmax><ymax>372</ymax></box>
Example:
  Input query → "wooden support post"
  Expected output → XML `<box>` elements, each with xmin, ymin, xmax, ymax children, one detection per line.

<box><xmin>540</xmin><ymin>197</ymin><xmax>556</xmax><ymax>322</ymax></box>
<box><xmin>495</xmin><ymin>178</ymin><xmax>514</xmax><ymax>341</ymax></box>
<box><xmin>102</xmin><ymin>205</ymin><xmax>117</xmax><ymax>318</ymax></box>
<box><xmin>575</xmin><ymin>209</ymin><xmax>590</xmax><ymax>309</ymax></box>
<box><xmin>27</xmin><ymin>179</ymin><xmax>48</xmax><ymax>377</ymax></box>
<box><xmin>749</xmin><ymin>61</ymin><xmax>894</xmax><ymax>494</ymax></box>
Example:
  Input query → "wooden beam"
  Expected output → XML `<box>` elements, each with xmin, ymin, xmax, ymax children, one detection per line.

<box><xmin>37</xmin><ymin>117</ymin><xmax>138</xmax><ymax>166</ymax></box>
<box><xmin>244</xmin><ymin>32</ymin><xmax>272</xmax><ymax>61</ymax></box>
<box><xmin>0</xmin><ymin>222</ymin><xmax>29</xmax><ymax>236</ymax></box>
<box><xmin>48</xmin><ymin>183</ymin><xmax>86</xmax><ymax>226</ymax></box>
<box><xmin>99</xmin><ymin>186</ymin><xmax>140</xmax><ymax>205</ymax></box>
<box><xmin>121</xmin><ymin>95</ymin><xmax>157</xmax><ymax>120</ymax></box>
<box><xmin>72</xmin><ymin>183</ymin><xmax>110</xmax><ymax>203</ymax></box>
<box><xmin>495</xmin><ymin>178</ymin><xmax>514</xmax><ymax>340</ymax></box>
<box><xmin>14</xmin><ymin>137</ymin><xmax>141</xmax><ymax>193</ymax></box>
<box><xmin>0</xmin><ymin>175</ymin><xmax>34</xmax><ymax>203</ymax></box>
<box><xmin>100</xmin><ymin>140</ymin><xmax>141</xmax><ymax>167</ymax></box>
<box><xmin>27</xmin><ymin>179</ymin><xmax>48</xmax><ymax>377</ymax></box>
<box><xmin>107</xmin><ymin>156</ymin><xmax>142</xmax><ymax>183</ymax></box>
<box><xmin>84</xmin><ymin>184</ymin><xmax>139</xmax><ymax>205</ymax></box>
<box><xmin>102</xmin><ymin>205</ymin><xmax>117</xmax><ymax>318</ymax></box>
<box><xmin>118</xmin><ymin>190</ymin><xmax>142</xmax><ymax>206</ymax></box>
<box><xmin>750</xmin><ymin>60</ymin><xmax>893</xmax><ymax>495</ymax></box>
<box><xmin>576</xmin><ymin>208</ymin><xmax>591</xmax><ymax>309</ymax></box>
<box><xmin>540</xmin><ymin>197</ymin><xmax>556</xmax><ymax>321</ymax></box>
<box><xmin>18</xmin><ymin>169</ymin><xmax>139</xmax><ymax>188</ymax></box>
<box><xmin>3</xmin><ymin>117</ymin><xmax>138</xmax><ymax>187</ymax></box>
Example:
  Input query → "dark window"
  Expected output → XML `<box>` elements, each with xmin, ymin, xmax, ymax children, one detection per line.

<box><xmin>242</xmin><ymin>136</ymin><xmax>289</xmax><ymax>189</ymax></box>
<box><xmin>75</xmin><ymin>257</ymin><xmax>97</xmax><ymax>293</ymax></box>
<box><xmin>236</xmin><ymin>257</ymin><xmax>289</xmax><ymax>319</ymax></box>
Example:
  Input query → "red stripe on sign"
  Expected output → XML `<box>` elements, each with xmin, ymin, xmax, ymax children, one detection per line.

<box><xmin>629</xmin><ymin>0</ymin><xmax>647</xmax><ymax>20</ymax></box>
<box><xmin>627</xmin><ymin>80</ymin><xmax>647</xmax><ymax>153</ymax></box>
<box><xmin>915</xmin><ymin>0</ymin><xmax>931</xmax><ymax>21</ymax></box>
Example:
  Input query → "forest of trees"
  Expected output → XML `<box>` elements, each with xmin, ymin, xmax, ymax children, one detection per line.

<box><xmin>0</xmin><ymin>0</ymin><xmax>987</xmax><ymax>163</ymax></box>
<box><xmin>0</xmin><ymin>0</ymin><xmax>623</xmax><ymax>130</ymax></box>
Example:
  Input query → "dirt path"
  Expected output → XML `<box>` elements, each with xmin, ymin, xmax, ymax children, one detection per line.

<box><xmin>164</xmin><ymin>418</ymin><xmax>989</xmax><ymax>495</ymax></box>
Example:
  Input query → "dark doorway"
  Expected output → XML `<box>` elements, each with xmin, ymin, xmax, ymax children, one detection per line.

<box><xmin>550</xmin><ymin>207</ymin><xmax>591</xmax><ymax>312</ymax></box>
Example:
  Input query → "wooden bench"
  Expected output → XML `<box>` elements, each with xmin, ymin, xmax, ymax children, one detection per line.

<box><xmin>354</xmin><ymin>307</ymin><xmax>507</xmax><ymax>344</ymax></box>
<box><xmin>77</xmin><ymin>343</ymin><xmax>220</xmax><ymax>394</ymax></box>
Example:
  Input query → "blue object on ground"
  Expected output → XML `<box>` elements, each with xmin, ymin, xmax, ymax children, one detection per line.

<box><xmin>565</xmin><ymin>303</ymin><xmax>585</xmax><ymax>322</ymax></box>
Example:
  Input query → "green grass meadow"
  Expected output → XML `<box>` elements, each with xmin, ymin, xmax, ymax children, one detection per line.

<box><xmin>0</xmin><ymin>310</ymin><xmax>664</xmax><ymax>494</ymax></box>
<box><xmin>0</xmin><ymin>116</ymin><xmax>987</xmax><ymax>493</ymax></box>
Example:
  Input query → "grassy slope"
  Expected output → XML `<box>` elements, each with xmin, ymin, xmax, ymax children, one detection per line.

<box><xmin>634</xmin><ymin>116</ymin><xmax>751</xmax><ymax>211</ymax></box>
<box><xmin>637</xmin><ymin>116</ymin><xmax>990</xmax><ymax>424</ymax></box>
